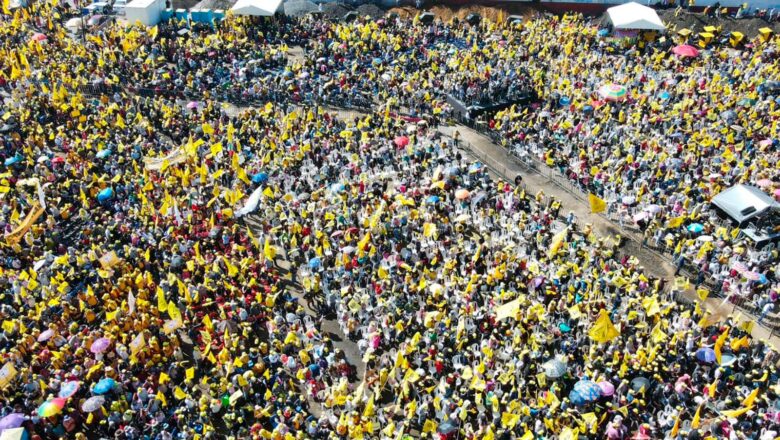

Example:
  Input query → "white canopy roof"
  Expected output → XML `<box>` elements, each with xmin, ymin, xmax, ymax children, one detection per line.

<box><xmin>712</xmin><ymin>184</ymin><xmax>779</xmax><ymax>225</ymax></box>
<box><xmin>606</xmin><ymin>2</ymin><xmax>665</xmax><ymax>31</ymax></box>
<box><xmin>231</xmin><ymin>0</ymin><xmax>281</xmax><ymax>16</ymax></box>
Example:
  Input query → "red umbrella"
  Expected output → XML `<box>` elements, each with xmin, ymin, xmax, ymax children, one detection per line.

<box><xmin>394</xmin><ymin>136</ymin><xmax>409</xmax><ymax>148</ymax></box>
<box><xmin>672</xmin><ymin>44</ymin><xmax>699</xmax><ymax>58</ymax></box>
<box><xmin>31</xmin><ymin>33</ymin><xmax>47</xmax><ymax>42</ymax></box>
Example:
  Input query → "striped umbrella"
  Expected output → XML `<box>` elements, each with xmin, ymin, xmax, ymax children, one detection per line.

<box><xmin>732</xmin><ymin>262</ymin><xmax>748</xmax><ymax>273</ymax></box>
<box><xmin>37</xmin><ymin>398</ymin><xmax>66</xmax><ymax>417</ymax></box>
<box><xmin>599</xmin><ymin>84</ymin><xmax>628</xmax><ymax>101</ymax></box>
<box><xmin>744</xmin><ymin>271</ymin><xmax>762</xmax><ymax>281</ymax></box>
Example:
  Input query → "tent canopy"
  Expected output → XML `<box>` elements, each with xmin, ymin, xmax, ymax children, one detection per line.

<box><xmin>606</xmin><ymin>2</ymin><xmax>665</xmax><ymax>31</ymax></box>
<box><xmin>231</xmin><ymin>0</ymin><xmax>281</xmax><ymax>16</ymax></box>
<box><xmin>712</xmin><ymin>184</ymin><xmax>779</xmax><ymax>225</ymax></box>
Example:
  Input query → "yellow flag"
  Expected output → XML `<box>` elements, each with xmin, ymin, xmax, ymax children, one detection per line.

<box><xmin>422</xmin><ymin>420</ymin><xmax>437</xmax><ymax>434</ymax></box>
<box><xmin>670</xmin><ymin>413</ymin><xmax>681</xmax><ymax>438</ymax></box>
<box><xmin>202</xmin><ymin>123</ymin><xmax>214</xmax><ymax>135</ymax></box>
<box><xmin>363</xmin><ymin>395</ymin><xmax>375</xmax><ymax>417</ymax></box>
<box><xmin>203</xmin><ymin>314</ymin><xmax>213</xmax><ymax>331</ymax></box>
<box><xmin>742</xmin><ymin>388</ymin><xmax>759</xmax><ymax>408</ymax></box>
<box><xmin>588</xmin><ymin>310</ymin><xmax>620</xmax><ymax>343</ymax></box>
<box><xmin>721</xmin><ymin>406</ymin><xmax>751</xmax><ymax>418</ymax></box>
<box><xmin>156</xmin><ymin>287</ymin><xmax>167</xmax><ymax>313</ymax></box>
<box><xmin>692</xmin><ymin>404</ymin><xmax>702</xmax><ymax>429</ymax></box>
<box><xmin>697</xmin><ymin>287</ymin><xmax>709</xmax><ymax>301</ymax></box>
<box><xmin>714</xmin><ymin>326</ymin><xmax>729</xmax><ymax>364</ymax></box>
<box><xmin>560</xmin><ymin>427</ymin><xmax>579</xmax><ymax>440</ymax></box>
<box><xmin>667</xmin><ymin>216</ymin><xmax>685</xmax><ymax>228</ymax></box>
<box><xmin>263</xmin><ymin>237</ymin><xmax>276</xmax><ymax>261</ymax></box>
<box><xmin>185</xmin><ymin>368</ymin><xmax>195</xmax><ymax>380</ymax></box>
<box><xmin>156</xmin><ymin>390</ymin><xmax>167</xmax><ymax>406</ymax></box>
<box><xmin>548</xmin><ymin>228</ymin><xmax>567</xmax><ymax>257</ymax></box>
<box><xmin>174</xmin><ymin>387</ymin><xmax>187</xmax><ymax>400</ymax></box>
<box><xmin>210</xmin><ymin>142</ymin><xmax>222</xmax><ymax>157</ymax></box>
<box><xmin>501</xmin><ymin>412</ymin><xmax>520</xmax><ymax>429</ymax></box>
<box><xmin>588</xmin><ymin>193</ymin><xmax>606</xmax><ymax>213</ymax></box>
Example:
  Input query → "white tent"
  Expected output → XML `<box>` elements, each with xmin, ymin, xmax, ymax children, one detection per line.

<box><xmin>231</xmin><ymin>0</ymin><xmax>281</xmax><ymax>16</ymax></box>
<box><xmin>606</xmin><ymin>2</ymin><xmax>665</xmax><ymax>31</ymax></box>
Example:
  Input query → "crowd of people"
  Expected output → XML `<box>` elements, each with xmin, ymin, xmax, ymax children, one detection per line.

<box><xmin>0</xmin><ymin>1</ymin><xmax>780</xmax><ymax>439</ymax></box>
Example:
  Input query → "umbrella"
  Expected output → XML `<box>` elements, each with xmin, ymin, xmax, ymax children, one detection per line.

<box><xmin>696</xmin><ymin>235</ymin><xmax>714</xmax><ymax>242</ymax></box>
<box><xmin>468</xmin><ymin>163</ymin><xmax>483</xmax><ymax>174</ymax></box>
<box><xmin>81</xmin><ymin>396</ymin><xmax>105</xmax><ymax>413</ymax></box>
<box><xmin>444</xmin><ymin>167</ymin><xmax>460</xmax><ymax>176</ymax></box>
<box><xmin>30</xmin><ymin>33</ymin><xmax>47</xmax><ymax>42</ymax></box>
<box><xmin>732</xmin><ymin>262</ymin><xmax>748</xmax><ymax>273</ymax></box>
<box><xmin>394</xmin><ymin>136</ymin><xmax>409</xmax><ymax>147</ymax></box>
<box><xmin>58</xmin><ymin>381</ymin><xmax>80</xmax><ymax>398</ymax></box>
<box><xmin>744</xmin><ymin>271</ymin><xmax>762</xmax><ymax>281</ymax></box>
<box><xmin>438</xmin><ymin>419</ymin><xmax>458</xmax><ymax>435</ymax></box>
<box><xmin>92</xmin><ymin>378</ymin><xmax>116</xmax><ymax>395</ymax></box>
<box><xmin>96</xmin><ymin>149</ymin><xmax>111</xmax><ymax>159</ymax></box>
<box><xmin>622</xmin><ymin>196</ymin><xmax>636</xmax><ymax>205</ymax></box>
<box><xmin>687</xmin><ymin>223</ymin><xmax>704</xmax><ymax>233</ymax></box>
<box><xmin>252</xmin><ymin>173</ymin><xmax>269</xmax><ymax>184</ymax></box>
<box><xmin>774</xmin><ymin>189</ymin><xmax>780</xmax><ymax>198</ymax></box>
<box><xmin>308</xmin><ymin>257</ymin><xmax>321</xmax><ymax>269</ymax></box>
<box><xmin>90</xmin><ymin>337</ymin><xmax>111</xmax><ymax>354</ymax></box>
<box><xmin>97</xmin><ymin>188</ymin><xmax>114</xmax><ymax>202</ymax></box>
<box><xmin>541</xmin><ymin>358</ymin><xmax>567</xmax><ymax>379</ymax></box>
<box><xmin>696</xmin><ymin>347</ymin><xmax>716</xmax><ymax>363</ymax></box>
<box><xmin>721</xmin><ymin>353</ymin><xmax>737</xmax><ymax>366</ymax></box>
<box><xmin>455</xmin><ymin>189</ymin><xmax>470</xmax><ymax>200</ymax></box>
<box><xmin>646</xmin><ymin>204</ymin><xmax>662</xmax><ymax>213</ymax></box>
<box><xmin>630</xmin><ymin>377</ymin><xmax>650</xmax><ymax>392</ymax></box>
<box><xmin>757</xmin><ymin>178</ymin><xmax>773</xmax><ymax>188</ymax></box>
<box><xmin>569</xmin><ymin>379</ymin><xmax>602</xmax><ymax>405</ymax></box>
<box><xmin>633</xmin><ymin>212</ymin><xmax>648</xmax><ymax>222</ymax></box>
<box><xmin>37</xmin><ymin>398</ymin><xmax>66</xmax><ymax>417</ymax></box>
<box><xmin>598</xmin><ymin>381</ymin><xmax>615</xmax><ymax>397</ymax></box>
<box><xmin>330</xmin><ymin>183</ymin><xmax>345</xmax><ymax>193</ymax></box>
<box><xmin>672</xmin><ymin>44</ymin><xmax>700</xmax><ymax>57</ymax></box>
<box><xmin>599</xmin><ymin>83</ymin><xmax>627</xmax><ymax>101</ymax></box>
<box><xmin>658</xmin><ymin>91</ymin><xmax>671</xmax><ymax>101</ymax></box>
<box><xmin>425</xmin><ymin>195</ymin><xmax>440</xmax><ymax>204</ymax></box>
<box><xmin>454</xmin><ymin>214</ymin><xmax>470</xmax><ymax>223</ymax></box>
<box><xmin>37</xmin><ymin>329</ymin><xmax>54</xmax><ymax>342</ymax></box>
<box><xmin>4</xmin><ymin>156</ymin><xmax>22</xmax><ymax>166</ymax></box>
<box><xmin>186</xmin><ymin>101</ymin><xmax>199</xmax><ymax>109</ymax></box>
<box><xmin>0</xmin><ymin>414</ymin><xmax>25</xmax><ymax>431</ymax></box>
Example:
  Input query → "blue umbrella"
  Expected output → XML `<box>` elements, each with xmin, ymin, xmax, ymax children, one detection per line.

<box><xmin>569</xmin><ymin>379</ymin><xmax>602</xmax><ymax>405</ymax></box>
<box><xmin>758</xmin><ymin>274</ymin><xmax>769</xmax><ymax>284</ymax></box>
<box><xmin>330</xmin><ymin>183</ymin><xmax>345</xmax><ymax>193</ymax></box>
<box><xmin>582</xmin><ymin>105</ymin><xmax>594</xmax><ymax>113</ymax></box>
<box><xmin>659</xmin><ymin>91</ymin><xmax>671</xmax><ymax>101</ymax></box>
<box><xmin>372</xmin><ymin>58</ymin><xmax>382</xmax><ymax>65</ymax></box>
<box><xmin>308</xmin><ymin>257</ymin><xmax>321</xmax><ymax>269</ymax></box>
<box><xmin>252</xmin><ymin>172</ymin><xmax>269</xmax><ymax>184</ymax></box>
<box><xmin>559</xmin><ymin>322</ymin><xmax>571</xmax><ymax>332</ymax></box>
<box><xmin>96</xmin><ymin>149</ymin><xmax>112</xmax><ymax>159</ymax></box>
<box><xmin>97</xmin><ymin>188</ymin><xmax>114</xmax><ymax>202</ymax></box>
<box><xmin>92</xmin><ymin>378</ymin><xmax>116</xmax><ymax>395</ymax></box>
<box><xmin>695</xmin><ymin>347</ymin><xmax>716</xmax><ymax>363</ymax></box>
<box><xmin>468</xmin><ymin>163</ymin><xmax>483</xmax><ymax>173</ymax></box>
<box><xmin>559</xmin><ymin>96</ymin><xmax>571</xmax><ymax>106</ymax></box>
<box><xmin>687</xmin><ymin>223</ymin><xmax>704</xmax><ymax>233</ymax></box>
<box><xmin>4</xmin><ymin>155</ymin><xmax>22</xmax><ymax>166</ymax></box>
<box><xmin>426</xmin><ymin>195</ymin><xmax>440</xmax><ymax>204</ymax></box>
<box><xmin>597</xmin><ymin>28</ymin><xmax>609</xmax><ymax>37</ymax></box>
<box><xmin>444</xmin><ymin>166</ymin><xmax>460</xmax><ymax>176</ymax></box>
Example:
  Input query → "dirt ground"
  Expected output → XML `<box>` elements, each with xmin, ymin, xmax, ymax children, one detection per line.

<box><xmin>659</xmin><ymin>8</ymin><xmax>780</xmax><ymax>37</ymax></box>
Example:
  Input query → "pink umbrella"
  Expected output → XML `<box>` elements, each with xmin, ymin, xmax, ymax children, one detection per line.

<box><xmin>37</xmin><ymin>329</ymin><xmax>54</xmax><ymax>342</ymax></box>
<box><xmin>672</xmin><ymin>44</ymin><xmax>700</xmax><ymax>58</ymax></box>
<box><xmin>90</xmin><ymin>337</ymin><xmax>111</xmax><ymax>354</ymax></box>
<box><xmin>598</xmin><ymin>380</ymin><xmax>615</xmax><ymax>397</ymax></box>
<box><xmin>774</xmin><ymin>189</ymin><xmax>780</xmax><ymax>198</ymax></box>
<box><xmin>186</xmin><ymin>101</ymin><xmax>199</xmax><ymax>110</ymax></box>
<box><xmin>744</xmin><ymin>271</ymin><xmax>762</xmax><ymax>281</ymax></box>
<box><xmin>732</xmin><ymin>262</ymin><xmax>748</xmax><ymax>273</ymax></box>
<box><xmin>756</xmin><ymin>178</ymin><xmax>773</xmax><ymax>188</ymax></box>
<box><xmin>31</xmin><ymin>33</ymin><xmax>47</xmax><ymax>42</ymax></box>
<box><xmin>394</xmin><ymin>136</ymin><xmax>409</xmax><ymax>148</ymax></box>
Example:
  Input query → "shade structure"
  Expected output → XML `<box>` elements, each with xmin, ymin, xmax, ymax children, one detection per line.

<box><xmin>672</xmin><ymin>44</ymin><xmax>700</xmax><ymax>57</ymax></box>
<box><xmin>599</xmin><ymin>84</ymin><xmax>627</xmax><ymax>101</ymax></box>
<box><xmin>569</xmin><ymin>379</ymin><xmax>602</xmax><ymax>405</ymax></box>
<box><xmin>81</xmin><ymin>396</ymin><xmax>105</xmax><ymax>413</ymax></box>
<box><xmin>0</xmin><ymin>413</ymin><xmax>25</xmax><ymax>431</ymax></box>
<box><xmin>598</xmin><ymin>381</ymin><xmax>615</xmax><ymax>397</ymax></box>
<box><xmin>231</xmin><ymin>0</ymin><xmax>281</xmax><ymax>16</ymax></box>
<box><xmin>90</xmin><ymin>337</ymin><xmax>111</xmax><ymax>354</ymax></box>
<box><xmin>606</xmin><ymin>2</ymin><xmax>666</xmax><ymax>31</ymax></box>
<box><xmin>58</xmin><ymin>381</ymin><xmax>80</xmax><ymax>398</ymax></box>
<box><xmin>92</xmin><ymin>378</ymin><xmax>116</xmax><ymax>395</ymax></box>
<box><xmin>696</xmin><ymin>347</ymin><xmax>716</xmax><ymax>363</ymax></box>
<box><xmin>542</xmin><ymin>358</ymin><xmax>567</xmax><ymax>379</ymax></box>
<box><xmin>37</xmin><ymin>398</ymin><xmax>66</xmax><ymax>417</ymax></box>
<box><xmin>630</xmin><ymin>376</ymin><xmax>650</xmax><ymax>392</ymax></box>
